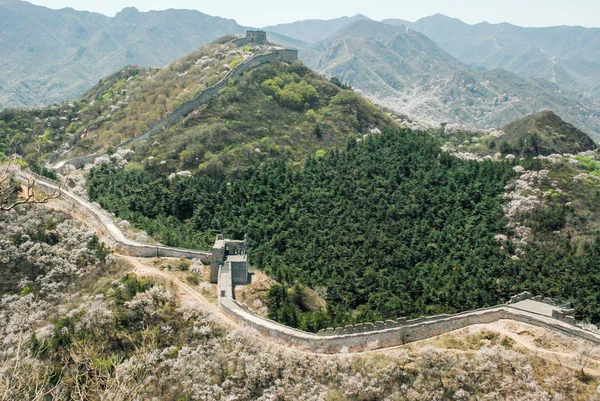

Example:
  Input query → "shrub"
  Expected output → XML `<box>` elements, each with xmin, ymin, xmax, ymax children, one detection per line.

<box><xmin>186</xmin><ymin>273</ymin><xmax>200</xmax><ymax>285</ymax></box>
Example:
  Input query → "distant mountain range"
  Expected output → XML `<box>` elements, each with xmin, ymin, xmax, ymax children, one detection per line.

<box><xmin>273</xmin><ymin>19</ymin><xmax>600</xmax><ymax>139</ymax></box>
<box><xmin>384</xmin><ymin>14</ymin><xmax>600</xmax><ymax>99</ymax></box>
<box><xmin>3</xmin><ymin>1</ymin><xmax>600</xmax><ymax>139</ymax></box>
<box><xmin>0</xmin><ymin>0</ymin><xmax>244</xmax><ymax>108</ymax></box>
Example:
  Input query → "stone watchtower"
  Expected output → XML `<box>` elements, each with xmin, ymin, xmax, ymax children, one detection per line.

<box><xmin>209</xmin><ymin>234</ymin><xmax>248</xmax><ymax>284</ymax></box>
<box><xmin>234</xmin><ymin>30</ymin><xmax>268</xmax><ymax>47</ymax></box>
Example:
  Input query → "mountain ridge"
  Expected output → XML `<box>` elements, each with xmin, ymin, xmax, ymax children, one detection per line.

<box><xmin>0</xmin><ymin>0</ymin><xmax>245</xmax><ymax>108</ymax></box>
<box><xmin>264</xmin><ymin>14</ymin><xmax>370</xmax><ymax>43</ymax></box>
<box><xmin>294</xmin><ymin>19</ymin><xmax>600</xmax><ymax>140</ymax></box>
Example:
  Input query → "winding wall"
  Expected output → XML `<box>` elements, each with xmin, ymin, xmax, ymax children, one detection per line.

<box><xmin>218</xmin><ymin>261</ymin><xmax>600</xmax><ymax>352</ymax></box>
<box><xmin>31</xmin><ymin>173</ymin><xmax>211</xmax><ymax>262</ymax></box>
<box><xmin>219</xmin><ymin>289</ymin><xmax>600</xmax><ymax>353</ymax></box>
<box><xmin>53</xmin><ymin>49</ymin><xmax>298</xmax><ymax>172</ymax></box>
<box><xmin>30</xmin><ymin>172</ymin><xmax>600</xmax><ymax>353</ymax></box>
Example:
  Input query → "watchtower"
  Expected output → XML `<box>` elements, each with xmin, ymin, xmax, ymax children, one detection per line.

<box><xmin>234</xmin><ymin>30</ymin><xmax>268</xmax><ymax>47</ymax></box>
<box><xmin>209</xmin><ymin>234</ymin><xmax>248</xmax><ymax>284</ymax></box>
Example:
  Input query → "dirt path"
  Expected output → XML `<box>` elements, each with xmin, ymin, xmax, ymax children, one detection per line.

<box><xmin>117</xmin><ymin>255</ymin><xmax>236</xmax><ymax>325</ymax></box>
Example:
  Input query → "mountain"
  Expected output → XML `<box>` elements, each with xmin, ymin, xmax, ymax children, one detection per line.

<box><xmin>263</xmin><ymin>14</ymin><xmax>370</xmax><ymax>43</ymax></box>
<box><xmin>0</xmin><ymin>36</ymin><xmax>396</xmax><ymax>176</ymax></box>
<box><xmin>0</xmin><ymin>0</ymin><xmax>245</xmax><ymax>108</ymax></box>
<box><xmin>315</xmin><ymin>20</ymin><xmax>467</xmax><ymax>93</ymax></box>
<box><xmin>297</xmin><ymin>20</ymin><xmax>600</xmax><ymax>140</ymax></box>
<box><xmin>384</xmin><ymin>14</ymin><xmax>600</xmax><ymax>98</ymax></box>
<box><xmin>499</xmin><ymin>110</ymin><xmax>597</xmax><ymax>156</ymax></box>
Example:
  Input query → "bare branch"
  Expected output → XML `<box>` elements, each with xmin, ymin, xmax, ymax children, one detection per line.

<box><xmin>0</xmin><ymin>155</ymin><xmax>63</xmax><ymax>212</ymax></box>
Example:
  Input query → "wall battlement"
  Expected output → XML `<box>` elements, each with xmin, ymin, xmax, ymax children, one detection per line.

<box><xmin>32</xmin><ymin>173</ymin><xmax>211</xmax><ymax>262</ymax></box>
<box><xmin>234</xmin><ymin>30</ymin><xmax>268</xmax><ymax>47</ymax></box>
<box><xmin>210</xmin><ymin>234</ymin><xmax>248</xmax><ymax>284</ymax></box>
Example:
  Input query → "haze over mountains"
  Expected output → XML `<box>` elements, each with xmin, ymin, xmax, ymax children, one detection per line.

<box><xmin>268</xmin><ymin>18</ymin><xmax>600</xmax><ymax>139</ymax></box>
<box><xmin>3</xmin><ymin>0</ymin><xmax>600</xmax><ymax>139</ymax></box>
<box><xmin>0</xmin><ymin>0</ymin><xmax>243</xmax><ymax>107</ymax></box>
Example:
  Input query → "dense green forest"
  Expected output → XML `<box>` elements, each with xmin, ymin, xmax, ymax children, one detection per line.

<box><xmin>87</xmin><ymin>129</ymin><xmax>600</xmax><ymax>331</ymax></box>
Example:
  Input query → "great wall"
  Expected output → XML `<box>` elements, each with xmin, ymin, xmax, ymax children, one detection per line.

<box><xmin>53</xmin><ymin>37</ymin><xmax>298</xmax><ymax>172</ymax></box>
<box><xmin>30</xmin><ymin>170</ymin><xmax>600</xmax><ymax>353</ymax></box>
<box><xmin>34</xmin><ymin>32</ymin><xmax>600</xmax><ymax>354</ymax></box>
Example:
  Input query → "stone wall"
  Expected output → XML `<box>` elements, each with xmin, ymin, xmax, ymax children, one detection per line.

<box><xmin>233</xmin><ymin>30</ymin><xmax>268</xmax><ymax>47</ymax></box>
<box><xmin>54</xmin><ymin>49</ymin><xmax>299</xmax><ymax>172</ymax></box>
<box><xmin>215</xmin><ymin>253</ymin><xmax>600</xmax><ymax>352</ymax></box>
<box><xmin>508</xmin><ymin>291</ymin><xmax>533</xmax><ymax>304</ymax></box>
<box><xmin>32</xmin><ymin>173</ymin><xmax>211</xmax><ymax>263</ymax></box>
<box><xmin>54</xmin><ymin>154</ymin><xmax>102</xmax><ymax>173</ymax></box>
<box><xmin>219</xmin><ymin>297</ymin><xmax>600</xmax><ymax>353</ymax></box>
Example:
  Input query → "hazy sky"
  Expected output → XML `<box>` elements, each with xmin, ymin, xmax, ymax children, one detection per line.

<box><xmin>26</xmin><ymin>0</ymin><xmax>600</xmax><ymax>28</ymax></box>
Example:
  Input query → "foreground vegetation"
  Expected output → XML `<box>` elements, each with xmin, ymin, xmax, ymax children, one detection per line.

<box><xmin>2</xmin><ymin>205</ymin><xmax>599</xmax><ymax>400</ymax></box>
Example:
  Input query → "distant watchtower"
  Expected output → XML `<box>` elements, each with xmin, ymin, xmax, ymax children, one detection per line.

<box><xmin>234</xmin><ymin>30</ymin><xmax>268</xmax><ymax>47</ymax></box>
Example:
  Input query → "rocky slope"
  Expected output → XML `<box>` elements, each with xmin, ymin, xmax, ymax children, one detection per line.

<box><xmin>384</xmin><ymin>14</ymin><xmax>600</xmax><ymax>98</ymax></box>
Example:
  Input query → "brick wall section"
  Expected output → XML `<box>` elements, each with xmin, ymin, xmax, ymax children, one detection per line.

<box><xmin>216</xmin><ymin>262</ymin><xmax>600</xmax><ymax>353</ymax></box>
<box><xmin>220</xmin><ymin>297</ymin><xmax>600</xmax><ymax>353</ymax></box>
<box><xmin>32</xmin><ymin>173</ymin><xmax>211</xmax><ymax>262</ymax></box>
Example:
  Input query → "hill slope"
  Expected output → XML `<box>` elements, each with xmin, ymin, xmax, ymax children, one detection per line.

<box><xmin>0</xmin><ymin>0</ymin><xmax>244</xmax><ymax>108</ymax></box>
<box><xmin>0</xmin><ymin>37</ymin><xmax>396</xmax><ymax>176</ymax></box>
<box><xmin>500</xmin><ymin>110</ymin><xmax>597</xmax><ymax>156</ymax></box>
<box><xmin>127</xmin><ymin>57</ymin><xmax>396</xmax><ymax>177</ymax></box>
<box><xmin>440</xmin><ymin>110</ymin><xmax>597</xmax><ymax>159</ymax></box>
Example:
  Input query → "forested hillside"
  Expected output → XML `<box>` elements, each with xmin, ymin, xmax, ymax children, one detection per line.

<box><xmin>87</xmin><ymin>128</ymin><xmax>600</xmax><ymax>331</ymax></box>
<box><xmin>3</xmin><ymin>206</ymin><xmax>595</xmax><ymax>400</ymax></box>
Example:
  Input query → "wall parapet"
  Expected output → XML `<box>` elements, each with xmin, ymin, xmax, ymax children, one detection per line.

<box><xmin>317</xmin><ymin>305</ymin><xmax>511</xmax><ymax>337</ymax></box>
<box><xmin>221</xmin><ymin>298</ymin><xmax>600</xmax><ymax>353</ymax></box>
<box><xmin>508</xmin><ymin>291</ymin><xmax>533</xmax><ymax>304</ymax></box>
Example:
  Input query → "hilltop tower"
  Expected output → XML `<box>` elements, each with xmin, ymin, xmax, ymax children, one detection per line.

<box><xmin>234</xmin><ymin>30</ymin><xmax>268</xmax><ymax>46</ymax></box>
